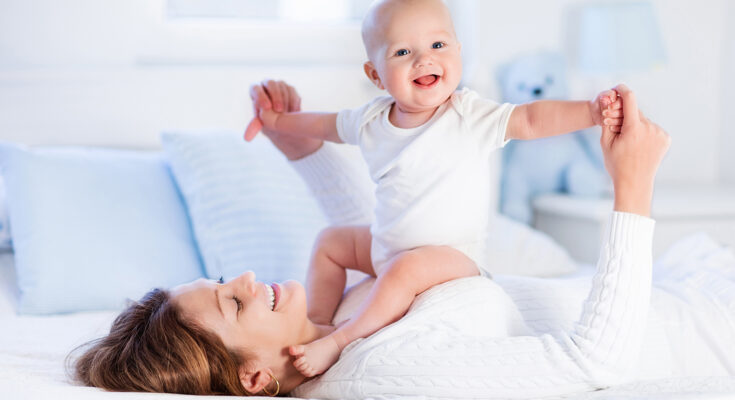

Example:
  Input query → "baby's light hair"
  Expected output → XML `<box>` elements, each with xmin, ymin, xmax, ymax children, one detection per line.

<box><xmin>361</xmin><ymin>0</ymin><xmax>455</xmax><ymax>61</ymax></box>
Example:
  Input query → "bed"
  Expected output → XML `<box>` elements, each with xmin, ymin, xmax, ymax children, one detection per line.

<box><xmin>3</xmin><ymin>255</ymin><xmax>735</xmax><ymax>400</ymax></box>
<box><xmin>3</xmin><ymin>238</ymin><xmax>735</xmax><ymax>399</ymax></box>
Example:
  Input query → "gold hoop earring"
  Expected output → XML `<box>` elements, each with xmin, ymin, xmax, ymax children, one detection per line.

<box><xmin>262</xmin><ymin>372</ymin><xmax>280</xmax><ymax>397</ymax></box>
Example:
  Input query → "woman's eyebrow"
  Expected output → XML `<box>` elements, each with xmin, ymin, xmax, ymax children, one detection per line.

<box><xmin>213</xmin><ymin>285</ymin><xmax>224</xmax><ymax>318</ymax></box>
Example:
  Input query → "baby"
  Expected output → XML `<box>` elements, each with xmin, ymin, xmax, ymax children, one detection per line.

<box><xmin>245</xmin><ymin>0</ymin><xmax>623</xmax><ymax>377</ymax></box>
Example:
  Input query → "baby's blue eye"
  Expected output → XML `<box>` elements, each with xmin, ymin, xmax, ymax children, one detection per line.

<box><xmin>432</xmin><ymin>42</ymin><xmax>444</xmax><ymax>49</ymax></box>
<box><xmin>395</xmin><ymin>49</ymin><xmax>409</xmax><ymax>56</ymax></box>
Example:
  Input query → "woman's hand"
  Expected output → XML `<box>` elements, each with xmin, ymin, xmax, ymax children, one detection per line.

<box><xmin>601</xmin><ymin>84</ymin><xmax>671</xmax><ymax>217</ymax></box>
<box><xmin>243</xmin><ymin>79</ymin><xmax>324</xmax><ymax>160</ymax></box>
<box><xmin>245</xmin><ymin>80</ymin><xmax>302</xmax><ymax>141</ymax></box>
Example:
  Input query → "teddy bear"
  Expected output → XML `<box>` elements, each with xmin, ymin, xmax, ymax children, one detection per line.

<box><xmin>496</xmin><ymin>51</ymin><xmax>609</xmax><ymax>224</ymax></box>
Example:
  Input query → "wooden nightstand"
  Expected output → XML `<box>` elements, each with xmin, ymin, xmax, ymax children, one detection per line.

<box><xmin>532</xmin><ymin>185</ymin><xmax>735</xmax><ymax>264</ymax></box>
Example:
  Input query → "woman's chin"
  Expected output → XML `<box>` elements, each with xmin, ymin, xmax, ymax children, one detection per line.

<box><xmin>279</xmin><ymin>280</ymin><xmax>307</xmax><ymax>313</ymax></box>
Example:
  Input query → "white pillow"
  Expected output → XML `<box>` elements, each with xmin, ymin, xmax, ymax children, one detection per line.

<box><xmin>485</xmin><ymin>214</ymin><xmax>578</xmax><ymax>277</ymax></box>
<box><xmin>0</xmin><ymin>143</ymin><xmax>205</xmax><ymax>314</ymax></box>
<box><xmin>161</xmin><ymin>132</ymin><xmax>329</xmax><ymax>284</ymax></box>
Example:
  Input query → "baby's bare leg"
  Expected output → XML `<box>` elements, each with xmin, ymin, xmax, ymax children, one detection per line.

<box><xmin>306</xmin><ymin>225</ymin><xmax>374</xmax><ymax>326</ymax></box>
<box><xmin>291</xmin><ymin>246</ymin><xmax>478</xmax><ymax>377</ymax></box>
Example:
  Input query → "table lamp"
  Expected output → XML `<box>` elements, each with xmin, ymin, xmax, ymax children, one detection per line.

<box><xmin>569</xmin><ymin>1</ymin><xmax>666</xmax><ymax>75</ymax></box>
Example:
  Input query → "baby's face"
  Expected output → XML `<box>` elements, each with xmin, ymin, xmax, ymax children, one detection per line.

<box><xmin>364</xmin><ymin>1</ymin><xmax>462</xmax><ymax>113</ymax></box>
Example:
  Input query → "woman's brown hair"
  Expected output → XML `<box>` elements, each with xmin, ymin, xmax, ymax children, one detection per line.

<box><xmin>68</xmin><ymin>288</ymin><xmax>252</xmax><ymax>395</ymax></box>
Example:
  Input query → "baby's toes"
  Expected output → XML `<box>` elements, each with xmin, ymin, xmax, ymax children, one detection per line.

<box><xmin>295</xmin><ymin>360</ymin><xmax>318</xmax><ymax>378</ymax></box>
<box><xmin>293</xmin><ymin>358</ymin><xmax>310</xmax><ymax>373</ymax></box>
<box><xmin>289</xmin><ymin>345</ymin><xmax>305</xmax><ymax>357</ymax></box>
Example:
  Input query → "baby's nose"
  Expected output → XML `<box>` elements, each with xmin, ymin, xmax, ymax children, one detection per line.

<box><xmin>414</xmin><ymin>53</ymin><xmax>433</xmax><ymax>67</ymax></box>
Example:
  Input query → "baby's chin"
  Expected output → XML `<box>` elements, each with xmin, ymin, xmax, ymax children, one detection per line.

<box><xmin>400</xmin><ymin>94</ymin><xmax>454</xmax><ymax>112</ymax></box>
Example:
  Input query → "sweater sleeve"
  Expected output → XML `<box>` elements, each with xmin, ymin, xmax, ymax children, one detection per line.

<box><xmin>292</xmin><ymin>211</ymin><xmax>655</xmax><ymax>399</ymax></box>
<box><xmin>289</xmin><ymin>141</ymin><xmax>376</xmax><ymax>226</ymax></box>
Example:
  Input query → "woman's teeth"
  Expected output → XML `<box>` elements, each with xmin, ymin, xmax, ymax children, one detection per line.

<box><xmin>266</xmin><ymin>284</ymin><xmax>275</xmax><ymax>311</ymax></box>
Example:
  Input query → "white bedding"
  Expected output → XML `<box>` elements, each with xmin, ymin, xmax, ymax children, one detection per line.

<box><xmin>2</xmin><ymin>236</ymin><xmax>735</xmax><ymax>400</ymax></box>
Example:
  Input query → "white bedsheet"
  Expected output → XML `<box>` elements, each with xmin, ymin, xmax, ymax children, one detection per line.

<box><xmin>2</xmin><ymin>235</ymin><xmax>735</xmax><ymax>399</ymax></box>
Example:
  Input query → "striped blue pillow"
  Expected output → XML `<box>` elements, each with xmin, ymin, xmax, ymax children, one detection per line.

<box><xmin>161</xmin><ymin>132</ymin><xmax>328</xmax><ymax>284</ymax></box>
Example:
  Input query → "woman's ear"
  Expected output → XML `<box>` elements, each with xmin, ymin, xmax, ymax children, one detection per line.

<box><xmin>238</xmin><ymin>366</ymin><xmax>274</xmax><ymax>395</ymax></box>
<box><xmin>363</xmin><ymin>61</ymin><xmax>384</xmax><ymax>90</ymax></box>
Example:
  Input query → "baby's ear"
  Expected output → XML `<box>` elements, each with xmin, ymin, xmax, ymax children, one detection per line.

<box><xmin>363</xmin><ymin>61</ymin><xmax>384</xmax><ymax>90</ymax></box>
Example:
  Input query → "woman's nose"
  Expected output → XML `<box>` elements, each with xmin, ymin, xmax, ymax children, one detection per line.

<box><xmin>230</xmin><ymin>271</ymin><xmax>257</xmax><ymax>296</ymax></box>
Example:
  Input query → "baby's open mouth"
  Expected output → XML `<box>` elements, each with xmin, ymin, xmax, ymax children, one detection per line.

<box><xmin>413</xmin><ymin>74</ymin><xmax>439</xmax><ymax>86</ymax></box>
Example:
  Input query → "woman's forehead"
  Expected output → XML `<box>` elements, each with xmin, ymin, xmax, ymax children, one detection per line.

<box><xmin>171</xmin><ymin>278</ymin><xmax>211</xmax><ymax>298</ymax></box>
<box><xmin>170</xmin><ymin>279</ymin><xmax>218</xmax><ymax>319</ymax></box>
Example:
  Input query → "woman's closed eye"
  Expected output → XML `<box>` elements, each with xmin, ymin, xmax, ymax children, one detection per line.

<box><xmin>232</xmin><ymin>296</ymin><xmax>242</xmax><ymax>313</ymax></box>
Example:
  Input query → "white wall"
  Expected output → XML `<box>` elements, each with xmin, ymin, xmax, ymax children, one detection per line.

<box><xmin>721</xmin><ymin>1</ymin><xmax>735</xmax><ymax>184</ymax></box>
<box><xmin>0</xmin><ymin>0</ymin><xmax>732</xmax><ymax>187</ymax></box>
<box><xmin>467</xmin><ymin>0</ymin><xmax>728</xmax><ymax>187</ymax></box>
<box><xmin>0</xmin><ymin>0</ymin><xmax>376</xmax><ymax>149</ymax></box>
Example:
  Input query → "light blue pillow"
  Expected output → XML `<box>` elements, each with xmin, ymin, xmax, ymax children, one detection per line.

<box><xmin>0</xmin><ymin>143</ymin><xmax>205</xmax><ymax>314</ymax></box>
<box><xmin>161</xmin><ymin>132</ymin><xmax>328</xmax><ymax>284</ymax></box>
<box><xmin>0</xmin><ymin>176</ymin><xmax>10</xmax><ymax>251</ymax></box>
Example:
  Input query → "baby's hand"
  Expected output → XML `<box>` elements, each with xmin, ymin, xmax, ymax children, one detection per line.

<box><xmin>257</xmin><ymin>108</ymin><xmax>281</xmax><ymax>134</ymax></box>
<box><xmin>244</xmin><ymin>80</ymin><xmax>301</xmax><ymax>141</ymax></box>
<box><xmin>590</xmin><ymin>89</ymin><xmax>623</xmax><ymax>133</ymax></box>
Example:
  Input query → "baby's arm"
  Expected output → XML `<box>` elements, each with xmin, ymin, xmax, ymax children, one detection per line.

<box><xmin>257</xmin><ymin>109</ymin><xmax>343</xmax><ymax>143</ymax></box>
<box><xmin>506</xmin><ymin>89</ymin><xmax>621</xmax><ymax>140</ymax></box>
<box><xmin>290</xmin><ymin>245</ymin><xmax>479</xmax><ymax>377</ymax></box>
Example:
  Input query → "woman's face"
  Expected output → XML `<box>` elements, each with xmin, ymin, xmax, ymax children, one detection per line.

<box><xmin>170</xmin><ymin>271</ymin><xmax>310</xmax><ymax>377</ymax></box>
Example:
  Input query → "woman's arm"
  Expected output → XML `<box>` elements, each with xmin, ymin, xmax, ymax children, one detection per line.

<box><xmin>602</xmin><ymin>86</ymin><xmax>670</xmax><ymax>217</ymax></box>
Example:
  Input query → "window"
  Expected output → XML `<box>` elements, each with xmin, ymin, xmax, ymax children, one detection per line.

<box><xmin>167</xmin><ymin>0</ymin><xmax>373</xmax><ymax>23</ymax></box>
<box><xmin>148</xmin><ymin>0</ymin><xmax>374</xmax><ymax>65</ymax></box>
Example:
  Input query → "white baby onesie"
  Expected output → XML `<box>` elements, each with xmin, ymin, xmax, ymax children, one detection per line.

<box><xmin>336</xmin><ymin>88</ymin><xmax>515</xmax><ymax>275</ymax></box>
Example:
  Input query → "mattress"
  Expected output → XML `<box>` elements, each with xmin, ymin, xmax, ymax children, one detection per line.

<box><xmin>1</xmin><ymin>250</ymin><xmax>734</xmax><ymax>399</ymax></box>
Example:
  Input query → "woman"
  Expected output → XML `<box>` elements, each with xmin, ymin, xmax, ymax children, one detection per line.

<box><xmin>71</xmin><ymin>82</ymin><xmax>734</xmax><ymax>398</ymax></box>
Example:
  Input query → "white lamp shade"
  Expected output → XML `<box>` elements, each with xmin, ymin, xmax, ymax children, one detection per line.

<box><xmin>572</xmin><ymin>1</ymin><xmax>666</xmax><ymax>74</ymax></box>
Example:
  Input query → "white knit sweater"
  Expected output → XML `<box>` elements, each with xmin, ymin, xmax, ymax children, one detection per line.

<box><xmin>287</xmin><ymin>143</ymin><xmax>732</xmax><ymax>399</ymax></box>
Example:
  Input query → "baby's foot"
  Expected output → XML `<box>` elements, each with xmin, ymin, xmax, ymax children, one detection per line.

<box><xmin>288</xmin><ymin>336</ymin><xmax>342</xmax><ymax>378</ymax></box>
<box><xmin>307</xmin><ymin>314</ymin><xmax>333</xmax><ymax>327</ymax></box>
